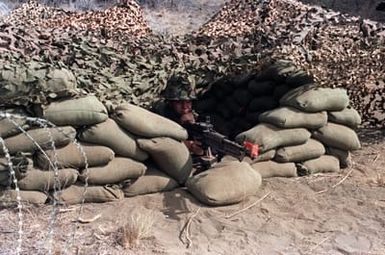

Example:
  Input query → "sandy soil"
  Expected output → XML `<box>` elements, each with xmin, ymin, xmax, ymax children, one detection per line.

<box><xmin>0</xmin><ymin>128</ymin><xmax>384</xmax><ymax>255</ymax></box>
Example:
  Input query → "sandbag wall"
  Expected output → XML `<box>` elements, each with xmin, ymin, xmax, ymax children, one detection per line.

<box><xmin>0</xmin><ymin>95</ymin><xmax>191</xmax><ymax>205</ymax></box>
<box><xmin>195</xmin><ymin>60</ymin><xmax>314</xmax><ymax>139</ymax></box>
<box><xmin>236</xmin><ymin>85</ymin><xmax>361</xmax><ymax>178</ymax></box>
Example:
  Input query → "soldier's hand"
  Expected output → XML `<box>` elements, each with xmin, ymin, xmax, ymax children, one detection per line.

<box><xmin>184</xmin><ymin>140</ymin><xmax>204</xmax><ymax>155</ymax></box>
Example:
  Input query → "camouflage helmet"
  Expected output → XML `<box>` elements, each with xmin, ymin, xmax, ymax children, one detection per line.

<box><xmin>162</xmin><ymin>75</ymin><xmax>197</xmax><ymax>100</ymax></box>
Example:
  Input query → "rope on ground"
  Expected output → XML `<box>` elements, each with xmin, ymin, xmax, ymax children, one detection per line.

<box><xmin>179</xmin><ymin>207</ymin><xmax>201</xmax><ymax>248</ymax></box>
<box><xmin>225</xmin><ymin>192</ymin><xmax>271</xmax><ymax>219</ymax></box>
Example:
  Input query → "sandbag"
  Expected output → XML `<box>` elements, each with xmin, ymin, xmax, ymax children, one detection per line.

<box><xmin>216</xmin><ymin>103</ymin><xmax>232</xmax><ymax>119</ymax></box>
<box><xmin>273</xmin><ymin>84</ymin><xmax>291</xmax><ymax>100</ymax></box>
<box><xmin>79</xmin><ymin>118</ymin><xmax>148</xmax><ymax>161</ymax></box>
<box><xmin>274</xmin><ymin>139</ymin><xmax>325</xmax><ymax>163</ymax></box>
<box><xmin>235</xmin><ymin>123</ymin><xmax>311</xmax><ymax>152</ymax></box>
<box><xmin>195</xmin><ymin>97</ymin><xmax>217</xmax><ymax>112</ymax></box>
<box><xmin>247</xmin><ymin>80</ymin><xmax>275</xmax><ymax>96</ymax></box>
<box><xmin>256</xmin><ymin>60</ymin><xmax>297</xmax><ymax>83</ymax></box>
<box><xmin>225</xmin><ymin>96</ymin><xmax>243</xmax><ymax>116</ymax></box>
<box><xmin>18</xmin><ymin>168</ymin><xmax>78</xmax><ymax>191</ymax></box>
<box><xmin>328</xmin><ymin>108</ymin><xmax>362</xmax><ymax>128</ymax></box>
<box><xmin>56</xmin><ymin>184</ymin><xmax>124</xmax><ymax>205</ymax></box>
<box><xmin>248</xmin><ymin>96</ymin><xmax>278</xmax><ymax>112</ymax></box>
<box><xmin>186</xmin><ymin>161</ymin><xmax>262</xmax><ymax>206</ymax></box>
<box><xmin>78</xmin><ymin>157</ymin><xmax>146</xmax><ymax>185</ymax></box>
<box><xmin>312</xmin><ymin>123</ymin><xmax>361</xmax><ymax>151</ymax></box>
<box><xmin>122</xmin><ymin>166</ymin><xmax>179</xmax><ymax>197</ymax></box>
<box><xmin>35</xmin><ymin>142</ymin><xmax>115</xmax><ymax>170</ymax></box>
<box><xmin>0</xmin><ymin>190</ymin><xmax>47</xmax><ymax>205</ymax></box>
<box><xmin>251</xmin><ymin>161</ymin><xmax>297</xmax><ymax>178</ymax></box>
<box><xmin>280</xmin><ymin>86</ymin><xmax>349</xmax><ymax>112</ymax></box>
<box><xmin>299</xmin><ymin>155</ymin><xmax>340</xmax><ymax>174</ymax></box>
<box><xmin>326</xmin><ymin>147</ymin><xmax>352</xmax><ymax>168</ymax></box>
<box><xmin>223</xmin><ymin>149</ymin><xmax>276</xmax><ymax>164</ymax></box>
<box><xmin>0</xmin><ymin>155</ymin><xmax>32</xmax><ymax>185</ymax></box>
<box><xmin>41</xmin><ymin>96</ymin><xmax>108</xmax><ymax>126</ymax></box>
<box><xmin>1</xmin><ymin>126</ymin><xmax>76</xmax><ymax>155</ymax></box>
<box><xmin>259</xmin><ymin>107</ymin><xmax>327</xmax><ymax>129</ymax></box>
<box><xmin>112</xmin><ymin>103</ymin><xmax>188</xmax><ymax>141</ymax></box>
<box><xmin>0</xmin><ymin>107</ymin><xmax>30</xmax><ymax>138</ymax></box>
<box><xmin>285</xmin><ymin>70</ymin><xmax>314</xmax><ymax>88</ymax></box>
<box><xmin>137</xmin><ymin>137</ymin><xmax>192</xmax><ymax>184</ymax></box>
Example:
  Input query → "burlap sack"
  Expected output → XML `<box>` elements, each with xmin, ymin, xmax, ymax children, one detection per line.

<box><xmin>256</xmin><ymin>60</ymin><xmax>297</xmax><ymax>83</ymax></box>
<box><xmin>35</xmin><ymin>142</ymin><xmax>115</xmax><ymax>170</ymax></box>
<box><xmin>248</xmin><ymin>96</ymin><xmax>278</xmax><ymax>112</ymax></box>
<box><xmin>0</xmin><ymin>107</ymin><xmax>30</xmax><ymax>138</ymax></box>
<box><xmin>259</xmin><ymin>107</ymin><xmax>327</xmax><ymax>129</ymax></box>
<box><xmin>0</xmin><ymin>155</ymin><xmax>32</xmax><ymax>185</ymax></box>
<box><xmin>274</xmin><ymin>139</ymin><xmax>325</xmax><ymax>163</ymax></box>
<box><xmin>235</xmin><ymin>124</ymin><xmax>311</xmax><ymax>152</ymax></box>
<box><xmin>285</xmin><ymin>70</ymin><xmax>314</xmax><ymax>88</ymax></box>
<box><xmin>56</xmin><ymin>184</ymin><xmax>124</xmax><ymax>205</ymax></box>
<box><xmin>0</xmin><ymin>190</ymin><xmax>47</xmax><ymax>205</ymax></box>
<box><xmin>79</xmin><ymin>157</ymin><xmax>146</xmax><ymax>185</ymax></box>
<box><xmin>186</xmin><ymin>161</ymin><xmax>262</xmax><ymax>206</ymax></box>
<box><xmin>328</xmin><ymin>108</ymin><xmax>362</xmax><ymax>128</ymax></box>
<box><xmin>246</xmin><ymin>111</ymin><xmax>263</xmax><ymax>124</ymax></box>
<box><xmin>312</xmin><ymin>123</ymin><xmax>361</xmax><ymax>151</ymax></box>
<box><xmin>247</xmin><ymin>80</ymin><xmax>275</xmax><ymax>96</ymax></box>
<box><xmin>122</xmin><ymin>166</ymin><xmax>179</xmax><ymax>197</ymax></box>
<box><xmin>299</xmin><ymin>155</ymin><xmax>340</xmax><ymax>174</ymax></box>
<box><xmin>18</xmin><ymin>168</ymin><xmax>78</xmax><ymax>191</ymax></box>
<box><xmin>251</xmin><ymin>161</ymin><xmax>297</xmax><ymax>178</ymax></box>
<box><xmin>222</xmin><ymin>149</ymin><xmax>276</xmax><ymax>164</ymax></box>
<box><xmin>112</xmin><ymin>103</ymin><xmax>188</xmax><ymax>141</ymax></box>
<box><xmin>326</xmin><ymin>147</ymin><xmax>352</xmax><ymax>168</ymax></box>
<box><xmin>41</xmin><ymin>96</ymin><xmax>108</xmax><ymax>126</ymax></box>
<box><xmin>1</xmin><ymin>126</ymin><xmax>76</xmax><ymax>155</ymax></box>
<box><xmin>280</xmin><ymin>86</ymin><xmax>349</xmax><ymax>112</ymax></box>
<box><xmin>137</xmin><ymin>137</ymin><xmax>192</xmax><ymax>184</ymax></box>
<box><xmin>79</xmin><ymin>118</ymin><xmax>148</xmax><ymax>161</ymax></box>
<box><xmin>225</xmin><ymin>96</ymin><xmax>243</xmax><ymax>116</ymax></box>
<box><xmin>216</xmin><ymin>103</ymin><xmax>232</xmax><ymax>119</ymax></box>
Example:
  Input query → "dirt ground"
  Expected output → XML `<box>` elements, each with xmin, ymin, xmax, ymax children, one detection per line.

<box><xmin>0</xmin><ymin>128</ymin><xmax>384</xmax><ymax>255</ymax></box>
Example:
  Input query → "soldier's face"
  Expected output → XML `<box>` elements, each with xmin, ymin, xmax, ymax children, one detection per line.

<box><xmin>170</xmin><ymin>100</ymin><xmax>193</xmax><ymax>116</ymax></box>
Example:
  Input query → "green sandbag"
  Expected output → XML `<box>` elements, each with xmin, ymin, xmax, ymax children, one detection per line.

<box><xmin>18</xmin><ymin>168</ymin><xmax>78</xmax><ymax>191</ymax></box>
<box><xmin>247</xmin><ymin>80</ymin><xmax>275</xmax><ymax>96</ymax></box>
<box><xmin>35</xmin><ymin>142</ymin><xmax>115</xmax><ymax>170</ymax></box>
<box><xmin>312</xmin><ymin>123</ymin><xmax>361</xmax><ymax>151</ymax></box>
<box><xmin>137</xmin><ymin>137</ymin><xmax>192</xmax><ymax>184</ymax></box>
<box><xmin>78</xmin><ymin>157</ymin><xmax>146</xmax><ymax>185</ymax></box>
<box><xmin>328</xmin><ymin>108</ymin><xmax>362</xmax><ymax>128</ymax></box>
<box><xmin>299</xmin><ymin>155</ymin><xmax>340</xmax><ymax>174</ymax></box>
<box><xmin>248</xmin><ymin>96</ymin><xmax>278</xmax><ymax>112</ymax></box>
<box><xmin>280</xmin><ymin>86</ymin><xmax>349</xmax><ymax>112</ymax></box>
<box><xmin>274</xmin><ymin>139</ymin><xmax>325</xmax><ymax>163</ymax></box>
<box><xmin>112</xmin><ymin>103</ymin><xmax>188</xmax><ymax>141</ymax></box>
<box><xmin>225</xmin><ymin>96</ymin><xmax>243</xmax><ymax>116</ymax></box>
<box><xmin>41</xmin><ymin>96</ymin><xmax>108</xmax><ymax>126</ymax></box>
<box><xmin>259</xmin><ymin>107</ymin><xmax>327</xmax><ymax>129</ymax></box>
<box><xmin>245</xmin><ymin>111</ymin><xmax>263</xmax><ymax>124</ymax></box>
<box><xmin>56</xmin><ymin>184</ymin><xmax>124</xmax><ymax>205</ymax></box>
<box><xmin>122</xmin><ymin>165</ymin><xmax>179</xmax><ymax>197</ymax></box>
<box><xmin>256</xmin><ymin>60</ymin><xmax>297</xmax><ymax>83</ymax></box>
<box><xmin>186</xmin><ymin>161</ymin><xmax>262</xmax><ymax>206</ymax></box>
<box><xmin>285</xmin><ymin>70</ymin><xmax>314</xmax><ymax>88</ymax></box>
<box><xmin>79</xmin><ymin>118</ymin><xmax>148</xmax><ymax>161</ymax></box>
<box><xmin>235</xmin><ymin>123</ymin><xmax>311</xmax><ymax>153</ymax></box>
<box><xmin>326</xmin><ymin>147</ymin><xmax>352</xmax><ymax>168</ymax></box>
<box><xmin>0</xmin><ymin>155</ymin><xmax>32</xmax><ymax>185</ymax></box>
<box><xmin>0</xmin><ymin>107</ymin><xmax>30</xmax><ymax>138</ymax></box>
<box><xmin>251</xmin><ymin>161</ymin><xmax>297</xmax><ymax>178</ymax></box>
<box><xmin>0</xmin><ymin>190</ymin><xmax>48</xmax><ymax>205</ymax></box>
<box><xmin>1</xmin><ymin>126</ymin><xmax>76</xmax><ymax>155</ymax></box>
<box><xmin>233</xmin><ymin>89</ymin><xmax>253</xmax><ymax>106</ymax></box>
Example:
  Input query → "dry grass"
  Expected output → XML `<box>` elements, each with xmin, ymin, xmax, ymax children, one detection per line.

<box><xmin>118</xmin><ymin>209</ymin><xmax>155</xmax><ymax>249</ymax></box>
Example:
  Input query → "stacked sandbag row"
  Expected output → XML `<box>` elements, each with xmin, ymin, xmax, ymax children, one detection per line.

<box><xmin>235</xmin><ymin>85</ymin><xmax>361</xmax><ymax>178</ymax></box>
<box><xmin>195</xmin><ymin>60</ymin><xmax>314</xmax><ymax>139</ymax></box>
<box><xmin>0</xmin><ymin>95</ymin><xmax>192</xmax><ymax>205</ymax></box>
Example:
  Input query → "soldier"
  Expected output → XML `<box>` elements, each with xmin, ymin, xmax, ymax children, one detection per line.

<box><xmin>153</xmin><ymin>75</ymin><xmax>204</xmax><ymax>155</ymax></box>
